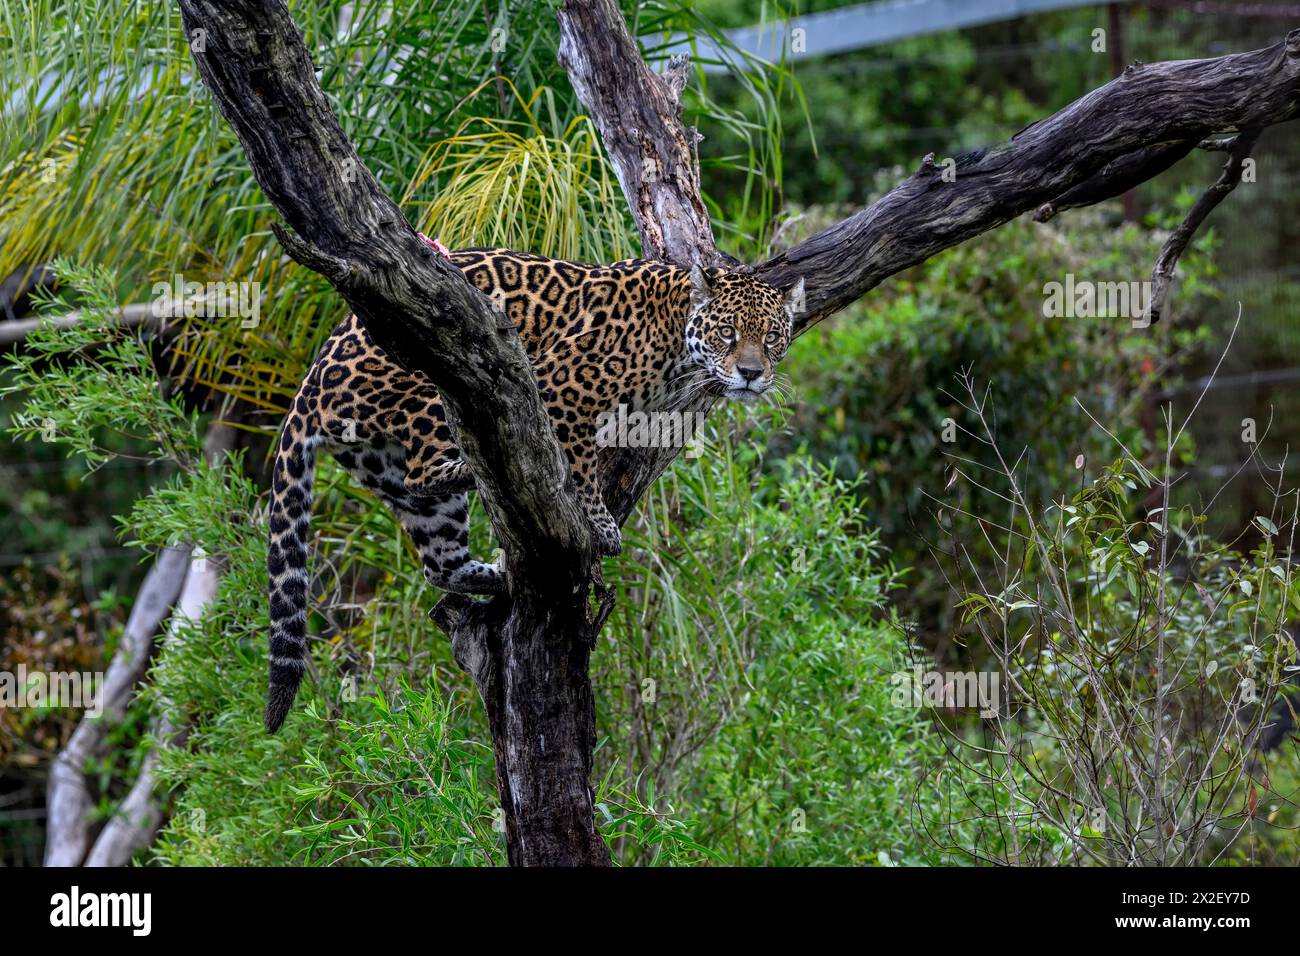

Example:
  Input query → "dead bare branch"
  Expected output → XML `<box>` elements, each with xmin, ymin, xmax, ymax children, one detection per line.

<box><xmin>42</xmin><ymin>546</ymin><xmax>189</xmax><ymax>866</ymax></box>
<box><xmin>84</xmin><ymin>549</ymin><xmax>220</xmax><ymax>866</ymax></box>
<box><xmin>1146</xmin><ymin>129</ymin><xmax>1263</xmax><ymax>325</ymax></box>
<box><xmin>0</xmin><ymin>304</ymin><xmax>154</xmax><ymax>346</ymax></box>
<box><xmin>754</xmin><ymin>32</ymin><xmax>1300</xmax><ymax>332</ymax></box>
<box><xmin>557</xmin><ymin>2</ymin><xmax>719</xmax><ymax>268</ymax></box>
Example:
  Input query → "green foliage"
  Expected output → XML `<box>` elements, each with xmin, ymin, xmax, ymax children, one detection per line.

<box><xmin>278</xmin><ymin>687</ymin><xmax>503</xmax><ymax>867</ymax></box>
<box><xmin>403</xmin><ymin>82</ymin><xmax>635</xmax><ymax>263</ymax></box>
<box><xmin>139</xmin><ymin>440</ymin><xmax>474</xmax><ymax>866</ymax></box>
<box><xmin>594</xmin><ymin>417</ymin><xmax>953</xmax><ymax>865</ymax></box>
<box><xmin>777</xmin><ymin>205</ymin><xmax>1216</xmax><ymax>633</ymax></box>
<box><xmin>0</xmin><ymin>558</ymin><xmax>127</xmax><ymax>865</ymax></box>
<box><xmin>0</xmin><ymin>0</ymin><xmax>793</xmax><ymax>418</ymax></box>
<box><xmin>122</xmin><ymin>403</ymin><xmax>944</xmax><ymax>865</ymax></box>
<box><xmin>144</xmin><ymin>407</ymin><xmax>946</xmax><ymax>866</ymax></box>
<box><xmin>1</xmin><ymin>262</ymin><xmax>944</xmax><ymax>866</ymax></box>
<box><xmin>692</xmin><ymin>2</ymin><xmax>1112</xmax><ymax>208</ymax></box>
<box><xmin>2</xmin><ymin>259</ymin><xmax>199</xmax><ymax>468</ymax></box>
<box><xmin>916</xmin><ymin>383</ymin><xmax>1300</xmax><ymax>864</ymax></box>
<box><xmin>0</xmin><ymin>257</ymin><xmax>188</xmax><ymax>588</ymax></box>
<box><xmin>0</xmin><ymin>260</ymin><xmax>213</xmax><ymax>863</ymax></box>
<box><xmin>6</xmin><ymin>1</ymin><xmax>1290</xmax><ymax>871</ymax></box>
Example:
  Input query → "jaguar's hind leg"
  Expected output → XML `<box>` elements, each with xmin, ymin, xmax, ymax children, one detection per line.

<box><xmin>403</xmin><ymin>456</ymin><xmax>473</xmax><ymax>495</ymax></box>
<box><xmin>333</xmin><ymin>440</ymin><xmax>503</xmax><ymax>595</ymax></box>
<box><xmin>400</xmin><ymin>409</ymin><xmax>475</xmax><ymax>496</ymax></box>
<box><xmin>396</xmin><ymin>492</ymin><xmax>506</xmax><ymax>595</ymax></box>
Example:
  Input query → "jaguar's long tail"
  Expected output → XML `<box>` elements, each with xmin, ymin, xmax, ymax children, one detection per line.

<box><xmin>265</xmin><ymin>416</ymin><xmax>319</xmax><ymax>733</ymax></box>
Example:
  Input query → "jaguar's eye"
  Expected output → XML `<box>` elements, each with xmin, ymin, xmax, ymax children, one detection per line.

<box><xmin>763</xmin><ymin>331</ymin><xmax>781</xmax><ymax>347</ymax></box>
<box><xmin>719</xmin><ymin>325</ymin><xmax>736</xmax><ymax>342</ymax></box>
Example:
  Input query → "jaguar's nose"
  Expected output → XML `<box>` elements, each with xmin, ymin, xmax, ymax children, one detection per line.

<box><xmin>736</xmin><ymin>364</ymin><xmax>764</xmax><ymax>383</ymax></box>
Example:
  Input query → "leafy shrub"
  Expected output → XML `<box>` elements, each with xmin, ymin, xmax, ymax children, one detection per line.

<box><xmin>916</xmin><ymin>377</ymin><xmax>1300</xmax><ymax>865</ymax></box>
<box><xmin>595</xmin><ymin>415</ymin><xmax>959</xmax><ymax>865</ymax></box>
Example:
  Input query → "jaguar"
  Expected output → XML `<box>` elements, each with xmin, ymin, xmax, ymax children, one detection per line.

<box><xmin>265</xmin><ymin>246</ymin><xmax>802</xmax><ymax>731</ymax></box>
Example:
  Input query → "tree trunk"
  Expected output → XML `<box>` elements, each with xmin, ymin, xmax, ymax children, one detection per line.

<box><xmin>436</xmin><ymin>589</ymin><xmax>609</xmax><ymax>865</ymax></box>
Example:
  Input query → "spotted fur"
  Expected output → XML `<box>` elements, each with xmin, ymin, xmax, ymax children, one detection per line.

<box><xmin>265</xmin><ymin>247</ymin><xmax>802</xmax><ymax>732</ymax></box>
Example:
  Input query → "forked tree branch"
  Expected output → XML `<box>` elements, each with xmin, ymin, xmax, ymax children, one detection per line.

<box><xmin>558</xmin><ymin>0</ymin><xmax>1300</xmax><ymax>333</ymax></box>
<box><xmin>554</xmin><ymin>1</ymin><xmax>1300</xmax><ymax>523</ymax></box>
<box><xmin>43</xmin><ymin>546</ymin><xmax>190</xmax><ymax>866</ymax></box>
<box><xmin>176</xmin><ymin>0</ymin><xmax>591</xmax><ymax>598</ymax></box>
<box><xmin>1146</xmin><ymin>128</ymin><xmax>1263</xmax><ymax>325</ymax></box>
<box><xmin>84</xmin><ymin>546</ymin><xmax>220</xmax><ymax>866</ymax></box>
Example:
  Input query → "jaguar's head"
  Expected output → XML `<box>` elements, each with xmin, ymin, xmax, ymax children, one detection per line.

<box><xmin>683</xmin><ymin>265</ymin><xmax>804</xmax><ymax>404</ymax></box>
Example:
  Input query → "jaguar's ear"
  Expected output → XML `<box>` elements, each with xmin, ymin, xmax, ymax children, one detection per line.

<box><xmin>689</xmin><ymin>263</ymin><xmax>714</xmax><ymax>309</ymax></box>
<box><xmin>782</xmin><ymin>276</ymin><xmax>806</xmax><ymax>319</ymax></box>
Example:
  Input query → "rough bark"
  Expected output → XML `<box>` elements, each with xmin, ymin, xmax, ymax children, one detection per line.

<box><xmin>1032</xmin><ymin>138</ymin><xmax>1200</xmax><ymax>223</ymax></box>
<box><xmin>176</xmin><ymin>0</ymin><xmax>1300</xmax><ymax>865</ymax></box>
<box><xmin>432</xmin><ymin>592</ymin><xmax>609</xmax><ymax>865</ymax></box>
<box><xmin>754</xmin><ymin>34</ymin><xmax>1300</xmax><ymax>331</ymax></box>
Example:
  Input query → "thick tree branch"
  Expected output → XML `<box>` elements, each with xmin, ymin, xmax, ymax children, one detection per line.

<box><xmin>756</xmin><ymin>32</ymin><xmax>1300</xmax><ymax>332</ymax></box>
<box><xmin>177</xmin><ymin>0</ymin><xmax>608</xmax><ymax>866</ymax></box>
<box><xmin>557</xmin><ymin>1</ymin><xmax>721</xmax><ymax>268</ymax></box>
<box><xmin>558</xmin><ymin>9</ymin><xmax>1300</xmax><ymax>335</ymax></box>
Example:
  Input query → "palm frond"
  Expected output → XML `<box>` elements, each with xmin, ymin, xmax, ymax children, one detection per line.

<box><xmin>404</xmin><ymin>81</ymin><xmax>635</xmax><ymax>263</ymax></box>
